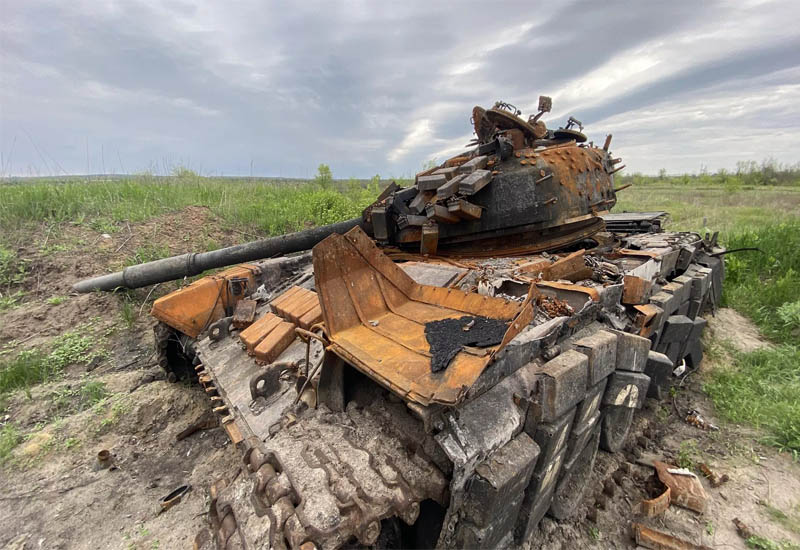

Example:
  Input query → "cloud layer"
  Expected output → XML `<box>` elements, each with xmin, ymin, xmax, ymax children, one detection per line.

<box><xmin>2</xmin><ymin>0</ymin><xmax>799</xmax><ymax>177</ymax></box>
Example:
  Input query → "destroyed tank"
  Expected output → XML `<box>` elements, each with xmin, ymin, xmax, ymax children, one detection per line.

<box><xmin>74</xmin><ymin>97</ymin><xmax>726</xmax><ymax>550</ymax></box>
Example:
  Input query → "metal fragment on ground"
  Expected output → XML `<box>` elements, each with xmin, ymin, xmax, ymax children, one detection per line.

<box><xmin>698</xmin><ymin>463</ymin><xmax>729</xmax><ymax>487</ymax></box>
<box><xmin>685</xmin><ymin>409</ymin><xmax>719</xmax><ymax>430</ymax></box>
<box><xmin>638</xmin><ymin>486</ymin><xmax>671</xmax><ymax>517</ymax></box>
<box><xmin>632</xmin><ymin>523</ymin><xmax>713</xmax><ymax>550</ymax></box>
<box><xmin>654</xmin><ymin>461</ymin><xmax>710</xmax><ymax>513</ymax></box>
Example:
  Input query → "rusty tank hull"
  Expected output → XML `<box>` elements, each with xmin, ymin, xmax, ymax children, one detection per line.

<box><xmin>76</xmin><ymin>99</ymin><xmax>726</xmax><ymax>549</ymax></box>
<box><xmin>187</xmin><ymin>223</ymin><xmax>723</xmax><ymax>550</ymax></box>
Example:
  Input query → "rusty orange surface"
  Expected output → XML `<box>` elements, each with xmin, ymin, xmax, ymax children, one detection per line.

<box><xmin>313</xmin><ymin>226</ymin><xmax>528</xmax><ymax>407</ymax></box>
<box><xmin>240</xmin><ymin>312</ymin><xmax>283</xmax><ymax>354</ymax></box>
<box><xmin>298</xmin><ymin>305</ymin><xmax>323</xmax><ymax>330</ymax></box>
<box><xmin>535</xmin><ymin>280</ymin><xmax>600</xmax><ymax>302</ymax></box>
<box><xmin>271</xmin><ymin>285</ymin><xmax>323</xmax><ymax>329</ymax></box>
<box><xmin>633</xmin><ymin>303</ymin><xmax>662</xmax><ymax>337</ymax></box>
<box><xmin>151</xmin><ymin>264</ymin><xmax>258</xmax><ymax>338</ymax></box>
<box><xmin>622</xmin><ymin>274</ymin><xmax>652</xmax><ymax>305</ymax></box>
<box><xmin>632</xmin><ymin>523</ymin><xmax>712</xmax><ymax>550</ymax></box>
<box><xmin>253</xmin><ymin>320</ymin><xmax>296</xmax><ymax>364</ymax></box>
<box><xmin>619</xmin><ymin>248</ymin><xmax>661</xmax><ymax>259</ymax></box>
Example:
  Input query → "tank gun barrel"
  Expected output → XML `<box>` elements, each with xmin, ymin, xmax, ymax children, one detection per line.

<box><xmin>73</xmin><ymin>217</ymin><xmax>364</xmax><ymax>293</ymax></box>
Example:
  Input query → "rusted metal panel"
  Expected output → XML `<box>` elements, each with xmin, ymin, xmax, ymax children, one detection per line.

<box><xmin>536</xmin><ymin>280</ymin><xmax>600</xmax><ymax>302</ymax></box>
<box><xmin>313</xmin><ymin>226</ymin><xmax>526</xmax><ymax>406</ymax></box>
<box><xmin>540</xmin><ymin>249</ymin><xmax>591</xmax><ymax>282</ymax></box>
<box><xmin>150</xmin><ymin>264</ymin><xmax>258</xmax><ymax>338</ymax></box>
<box><xmin>517</xmin><ymin>258</ymin><xmax>551</xmax><ymax>274</ymax></box>
<box><xmin>638</xmin><ymin>486</ymin><xmax>671</xmax><ymax>517</ymax></box>
<box><xmin>653</xmin><ymin>461</ymin><xmax>709</xmax><ymax>513</ymax></box>
<box><xmin>232</xmin><ymin>299</ymin><xmax>257</xmax><ymax>329</ymax></box>
<box><xmin>622</xmin><ymin>274</ymin><xmax>653</xmax><ymax>304</ymax></box>
<box><xmin>633</xmin><ymin>303</ymin><xmax>662</xmax><ymax>337</ymax></box>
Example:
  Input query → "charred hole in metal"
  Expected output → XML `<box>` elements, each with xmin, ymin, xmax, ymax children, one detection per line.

<box><xmin>425</xmin><ymin>316</ymin><xmax>509</xmax><ymax>373</ymax></box>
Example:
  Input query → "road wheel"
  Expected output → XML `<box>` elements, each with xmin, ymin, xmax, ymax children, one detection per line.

<box><xmin>154</xmin><ymin>321</ymin><xmax>198</xmax><ymax>382</ymax></box>
<box><xmin>599</xmin><ymin>406</ymin><xmax>634</xmax><ymax>453</ymax></box>
<box><xmin>548</xmin><ymin>427</ymin><xmax>600</xmax><ymax>520</ymax></box>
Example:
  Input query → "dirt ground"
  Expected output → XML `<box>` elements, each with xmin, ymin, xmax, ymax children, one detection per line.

<box><xmin>1</xmin><ymin>208</ymin><xmax>798</xmax><ymax>549</ymax></box>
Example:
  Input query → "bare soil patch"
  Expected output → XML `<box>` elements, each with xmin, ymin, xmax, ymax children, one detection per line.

<box><xmin>707</xmin><ymin>308</ymin><xmax>772</xmax><ymax>353</ymax></box>
<box><xmin>0</xmin><ymin>206</ymin><xmax>246</xmax><ymax>550</ymax></box>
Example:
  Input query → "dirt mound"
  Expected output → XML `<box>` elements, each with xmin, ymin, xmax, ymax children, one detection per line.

<box><xmin>1</xmin><ymin>205</ymin><xmax>252</xmax><ymax>347</ymax></box>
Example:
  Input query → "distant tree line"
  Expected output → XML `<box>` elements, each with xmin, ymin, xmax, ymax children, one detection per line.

<box><xmin>617</xmin><ymin>158</ymin><xmax>800</xmax><ymax>187</ymax></box>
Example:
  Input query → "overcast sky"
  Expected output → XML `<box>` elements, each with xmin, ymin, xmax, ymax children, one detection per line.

<box><xmin>2</xmin><ymin>0</ymin><xmax>799</xmax><ymax>178</ymax></box>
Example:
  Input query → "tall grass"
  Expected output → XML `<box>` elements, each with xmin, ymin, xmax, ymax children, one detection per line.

<box><xmin>722</xmin><ymin>222</ymin><xmax>800</xmax><ymax>345</ymax></box>
<box><xmin>705</xmin><ymin>222</ymin><xmax>800</xmax><ymax>453</ymax></box>
<box><xmin>0</xmin><ymin>175</ymin><xmax>383</xmax><ymax>236</ymax></box>
<box><xmin>617</xmin><ymin>159</ymin><xmax>800</xmax><ymax>187</ymax></box>
<box><xmin>0</xmin><ymin>424</ymin><xmax>20</xmax><ymax>463</ymax></box>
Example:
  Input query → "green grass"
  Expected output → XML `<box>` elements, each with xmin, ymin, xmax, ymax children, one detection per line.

<box><xmin>704</xmin><ymin>345</ymin><xmax>800</xmax><ymax>454</ymax></box>
<box><xmin>0</xmin><ymin>291</ymin><xmax>24</xmax><ymax>311</ymax></box>
<box><xmin>676</xmin><ymin>440</ymin><xmax>699</xmax><ymax>469</ymax></box>
<box><xmin>0</xmin><ymin>328</ymin><xmax>100</xmax><ymax>395</ymax></box>
<box><xmin>50</xmin><ymin>379</ymin><xmax>109</xmax><ymax>415</ymax></box>
<box><xmin>0</xmin><ymin>174</ymin><xmax>387</xmax><ymax>236</ymax></box>
<box><xmin>0</xmin><ymin>350</ymin><xmax>52</xmax><ymax>394</ymax></box>
<box><xmin>702</xmin><ymin>221</ymin><xmax>800</xmax><ymax>454</ymax></box>
<box><xmin>0</xmin><ymin>247</ymin><xmax>29</xmax><ymax>287</ymax></box>
<box><xmin>0</xmin><ymin>247</ymin><xmax>29</xmax><ymax>311</ymax></box>
<box><xmin>619</xmin><ymin>185</ymin><xmax>800</xmax><ymax>454</ymax></box>
<box><xmin>615</xmin><ymin>184</ymin><xmax>800</xmax><ymax>236</ymax></box>
<box><xmin>80</xmin><ymin>380</ymin><xmax>108</xmax><ymax>406</ymax></box>
<box><xmin>746</xmin><ymin>535</ymin><xmax>800</xmax><ymax>550</ymax></box>
<box><xmin>722</xmin><ymin>223</ymin><xmax>800</xmax><ymax>344</ymax></box>
<box><xmin>0</xmin><ymin>424</ymin><xmax>21</xmax><ymax>463</ymax></box>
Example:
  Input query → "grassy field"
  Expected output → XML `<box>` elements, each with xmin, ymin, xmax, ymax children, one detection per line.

<box><xmin>617</xmin><ymin>183</ymin><xmax>800</xmax><ymax>454</ymax></box>
<box><xmin>0</xmin><ymin>170</ymin><xmax>388</xmax><ymax>236</ymax></box>
<box><xmin>1</xmin><ymin>170</ymin><xmax>799</xmax><ymax>454</ymax></box>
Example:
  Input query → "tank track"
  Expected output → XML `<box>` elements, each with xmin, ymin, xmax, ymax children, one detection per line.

<box><xmin>194</xmin><ymin>391</ymin><xmax>449</xmax><ymax>550</ymax></box>
<box><xmin>190</xmin><ymin>230</ymin><xmax>724</xmax><ymax>549</ymax></box>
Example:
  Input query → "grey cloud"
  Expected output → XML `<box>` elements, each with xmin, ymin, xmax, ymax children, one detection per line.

<box><xmin>1</xmin><ymin>0</ymin><xmax>799</xmax><ymax>178</ymax></box>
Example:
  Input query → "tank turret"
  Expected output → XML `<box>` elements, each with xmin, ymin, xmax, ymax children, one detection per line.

<box><xmin>74</xmin><ymin>97</ymin><xmax>621</xmax><ymax>292</ymax></box>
